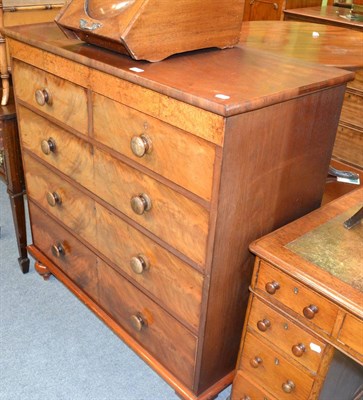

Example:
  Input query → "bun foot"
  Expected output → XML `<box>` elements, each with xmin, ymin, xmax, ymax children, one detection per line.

<box><xmin>34</xmin><ymin>261</ymin><xmax>51</xmax><ymax>280</ymax></box>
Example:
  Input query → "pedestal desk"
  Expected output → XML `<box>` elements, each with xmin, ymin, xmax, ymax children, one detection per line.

<box><xmin>2</xmin><ymin>22</ymin><xmax>353</xmax><ymax>399</ymax></box>
<box><xmin>232</xmin><ymin>188</ymin><xmax>363</xmax><ymax>399</ymax></box>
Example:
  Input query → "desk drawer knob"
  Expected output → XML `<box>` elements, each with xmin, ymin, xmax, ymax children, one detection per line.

<box><xmin>250</xmin><ymin>356</ymin><xmax>263</xmax><ymax>368</ymax></box>
<box><xmin>292</xmin><ymin>343</ymin><xmax>306</xmax><ymax>357</ymax></box>
<box><xmin>303</xmin><ymin>304</ymin><xmax>319</xmax><ymax>319</ymax></box>
<box><xmin>265</xmin><ymin>281</ymin><xmax>280</xmax><ymax>295</ymax></box>
<box><xmin>41</xmin><ymin>138</ymin><xmax>56</xmax><ymax>155</ymax></box>
<box><xmin>46</xmin><ymin>191</ymin><xmax>62</xmax><ymax>207</ymax></box>
<box><xmin>130</xmin><ymin>134</ymin><xmax>152</xmax><ymax>157</ymax></box>
<box><xmin>130</xmin><ymin>313</ymin><xmax>147</xmax><ymax>332</ymax></box>
<box><xmin>51</xmin><ymin>242</ymin><xmax>65</xmax><ymax>258</ymax></box>
<box><xmin>257</xmin><ymin>319</ymin><xmax>271</xmax><ymax>332</ymax></box>
<box><xmin>35</xmin><ymin>88</ymin><xmax>52</xmax><ymax>106</ymax></box>
<box><xmin>130</xmin><ymin>254</ymin><xmax>150</xmax><ymax>274</ymax></box>
<box><xmin>131</xmin><ymin>193</ymin><xmax>152</xmax><ymax>215</ymax></box>
<box><xmin>282</xmin><ymin>380</ymin><xmax>295</xmax><ymax>393</ymax></box>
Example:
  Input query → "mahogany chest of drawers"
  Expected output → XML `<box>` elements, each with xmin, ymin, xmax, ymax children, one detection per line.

<box><xmin>3</xmin><ymin>22</ymin><xmax>353</xmax><ymax>400</ymax></box>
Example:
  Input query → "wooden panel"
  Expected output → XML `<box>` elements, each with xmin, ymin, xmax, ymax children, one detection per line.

<box><xmin>93</xmin><ymin>147</ymin><xmax>209</xmax><ymax>266</ymax></box>
<box><xmin>333</xmin><ymin>123</ymin><xmax>363</xmax><ymax>168</ymax></box>
<box><xmin>232</xmin><ymin>371</ymin><xmax>276</xmax><ymax>400</ymax></box>
<box><xmin>29</xmin><ymin>201</ymin><xmax>99</xmax><ymax>302</ymax></box>
<box><xmin>347</xmin><ymin>69</ymin><xmax>363</xmax><ymax>92</ymax></box>
<box><xmin>92</xmin><ymin>93</ymin><xmax>216</xmax><ymax>201</ymax></box>
<box><xmin>17</xmin><ymin>106</ymin><xmax>94</xmax><ymax>189</ymax></box>
<box><xmin>94</xmin><ymin>204</ymin><xmax>203</xmax><ymax>331</ymax></box>
<box><xmin>23</xmin><ymin>153</ymin><xmax>95</xmax><ymax>238</ymax></box>
<box><xmin>338</xmin><ymin>314</ymin><xmax>363</xmax><ymax>359</ymax></box>
<box><xmin>12</xmin><ymin>59</ymin><xmax>88</xmax><ymax>134</ymax></box>
<box><xmin>97</xmin><ymin>258</ymin><xmax>197</xmax><ymax>389</ymax></box>
<box><xmin>340</xmin><ymin>90</ymin><xmax>363</xmax><ymax>129</ymax></box>
<box><xmin>256</xmin><ymin>261</ymin><xmax>339</xmax><ymax>335</ymax></box>
<box><xmin>240</xmin><ymin>332</ymin><xmax>314</xmax><ymax>400</ymax></box>
<box><xmin>248</xmin><ymin>296</ymin><xmax>326</xmax><ymax>372</ymax></box>
<box><xmin>243</xmin><ymin>0</ymin><xmax>283</xmax><ymax>21</ymax></box>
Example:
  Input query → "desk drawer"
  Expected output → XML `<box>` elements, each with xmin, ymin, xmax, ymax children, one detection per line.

<box><xmin>249</xmin><ymin>296</ymin><xmax>326</xmax><ymax>373</ymax></box>
<box><xmin>338</xmin><ymin>314</ymin><xmax>363</xmax><ymax>361</ymax></box>
<box><xmin>17</xmin><ymin>106</ymin><xmax>93</xmax><ymax>188</ymax></box>
<box><xmin>256</xmin><ymin>261</ymin><xmax>339</xmax><ymax>335</ymax></box>
<box><xmin>232</xmin><ymin>370</ymin><xmax>276</xmax><ymax>400</ymax></box>
<box><xmin>30</xmin><ymin>202</ymin><xmax>99</xmax><ymax>302</ymax></box>
<box><xmin>93</xmin><ymin>93</ymin><xmax>215</xmax><ymax>201</ymax></box>
<box><xmin>97</xmin><ymin>258</ymin><xmax>197</xmax><ymax>389</ymax></box>
<box><xmin>240</xmin><ymin>332</ymin><xmax>314</xmax><ymax>400</ymax></box>
<box><xmin>340</xmin><ymin>90</ymin><xmax>363</xmax><ymax>130</ymax></box>
<box><xmin>93</xmin><ymin>147</ymin><xmax>209</xmax><ymax>266</ymax></box>
<box><xmin>13</xmin><ymin>60</ymin><xmax>88</xmax><ymax>135</ymax></box>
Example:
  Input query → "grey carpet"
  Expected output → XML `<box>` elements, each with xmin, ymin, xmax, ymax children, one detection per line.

<box><xmin>0</xmin><ymin>181</ymin><xmax>231</xmax><ymax>400</ymax></box>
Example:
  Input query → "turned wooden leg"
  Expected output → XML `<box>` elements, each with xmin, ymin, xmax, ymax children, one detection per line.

<box><xmin>35</xmin><ymin>261</ymin><xmax>51</xmax><ymax>281</ymax></box>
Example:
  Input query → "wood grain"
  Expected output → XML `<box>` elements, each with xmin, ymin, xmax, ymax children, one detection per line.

<box><xmin>231</xmin><ymin>370</ymin><xmax>276</xmax><ymax>400</ymax></box>
<box><xmin>338</xmin><ymin>314</ymin><xmax>363</xmax><ymax>360</ymax></box>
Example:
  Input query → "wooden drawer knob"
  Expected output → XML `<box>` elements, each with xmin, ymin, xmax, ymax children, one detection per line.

<box><xmin>35</xmin><ymin>88</ymin><xmax>52</xmax><ymax>106</ymax></box>
<box><xmin>130</xmin><ymin>313</ymin><xmax>147</xmax><ymax>331</ymax></box>
<box><xmin>51</xmin><ymin>242</ymin><xmax>65</xmax><ymax>258</ymax></box>
<box><xmin>250</xmin><ymin>356</ymin><xmax>263</xmax><ymax>368</ymax></box>
<box><xmin>292</xmin><ymin>343</ymin><xmax>306</xmax><ymax>357</ymax></box>
<box><xmin>257</xmin><ymin>318</ymin><xmax>271</xmax><ymax>332</ymax></box>
<box><xmin>282</xmin><ymin>379</ymin><xmax>295</xmax><ymax>393</ymax></box>
<box><xmin>130</xmin><ymin>134</ymin><xmax>152</xmax><ymax>157</ymax></box>
<box><xmin>130</xmin><ymin>254</ymin><xmax>150</xmax><ymax>274</ymax></box>
<box><xmin>130</xmin><ymin>193</ymin><xmax>152</xmax><ymax>215</ymax></box>
<box><xmin>46</xmin><ymin>191</ymin><xmax>62</xmax><ymax>207</ymax></box>
<box><xmin>41</xmin><ymin>138</ymin><xmax>56</xmax><ymax>155</ymax></box>
<box><xmin>265</xmin><ymin>281</ymin><xmax>280</xmax><ymax>295</ymax></box>
<box><xmin>303</xmin><ymin>304</ymin><xmax>319</xmax><ymax>319</ymax></box>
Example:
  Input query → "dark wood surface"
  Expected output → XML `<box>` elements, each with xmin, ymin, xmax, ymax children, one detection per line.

<box><xmin>284</xmin><ymin>5</ymin><xmax>363</xmax><ymax>31</ymax></box>
<box><xmin>0</xmin><ymin>88</ymin><xmax>29</xmax><ymax>272</ymax></box>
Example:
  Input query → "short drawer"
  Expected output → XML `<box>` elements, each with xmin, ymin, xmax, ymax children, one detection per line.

<box><xmin>333</xmin><ymin>123</ymin><xmax>363</xmax><ymax>168</ymax></box>
<box><xmin>93</xmin><ymin>93</ymin><xmax>215</xmax><ymax>201</ymax></box>
<box><xmin>255</xmin><ymin>261</ymin><xmax>339</xmax><ymax>335</ymax></box>
<box><xmin>17</xmin><ymin>106</ymin><xmax>94</xmax><ymax>189</ymax></box>
<box><xmin>23</xmin><ymin>153</ymin><xmax>95</xmax><ymax>239</ymax></box>
<box><xmin>13</xmin><ymin>59</ymin><xmax>88</xmax><ymax>135</ymax></box>
<box><xmin>232</xmin><ymin>370</ymin><xmax>276</xmax><ymax>400</ymax></box>
<box><xmin>29</xmin><ymin>202</ymin><xmax>99</xmax><ymax>302</ymax></box>
<box><xmin>240</xmin><ymin>332</ymin><xmax>314</xmax><ymax>400</ymax></box>
<box><xmin>248</xmin><ymin>296</ymin><xmax>326</xmax><ymax>373</ymax></box>
<box><xmin>340</xmin><ymin>90</ymin><xmax>363</xmax><ymax>130</ymax></box>
<box><xmin>93</xmin><ymin>147</ymin><xmax>209</xmax><ymax>266</ymax></box>
<box><xmin>97</xmin><ymin>258</ymin><xmax>197</xmax><ymax>389</ymax></box>
<box><xmin>347</xmin><ymin>68</ymin><xmax>363</xmax><ymax>92</ymax></box>
<box><xmin>94</xmin><ymin>204</ymin><xmax>203</xmax><ymax>331</ymax></box>
<box><xmin>337</xmin><ymin>314</ymin><xmax>363</xmax><ymax>361</ymax></box>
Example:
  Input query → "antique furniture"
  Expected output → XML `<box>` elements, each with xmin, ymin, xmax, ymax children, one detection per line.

<box><xmin>231</xmin><ymin>188</ymin><xmax>363</xmax><ymax>399</ymax></box>
<box><xmin>3</xmin><ymin>21</ymin><xmax>353</xmax><ymax>400</ymax></box>
<box><xmin>55</xmin><ymin>0</ymin><xmax>244</xmax><ymax>61</ymax></box>
<box><xmin>0</xmin><ymin>88</ymin><xmax>28</xmax><ymax>272</ymax></box>
<box><xmin>239</xmin><ymin>21</ymin><xmax>363</xmax><ymax>171</ymax></box>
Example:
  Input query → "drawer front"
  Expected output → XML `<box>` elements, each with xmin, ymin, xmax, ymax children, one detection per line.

<box><xmin>93</xmin><ymin>93</ymin><xmax>215</xmax><ymax>201</ymax></box>
<box><xmin>241</xmin><ymin>332</ymin><xmax>314</xmax><ymax>400</ymax></box>
<box><xmin>97</xmin><ymin>258</ymin><xmax>197</xmax><ymax>389</ymax></box>
<box><xmin>17</xmin><ymin>106</ymin><xmax>94</xmax><ymax>189</ymax></box>
<box><xmin>232</xmin><ymin>370</ymin><xmax>276</xmax><ymax>400</ymax></box>
<box><xmin>248</xmin><ymin>296</ymin><xmax>326</xmax><ymax>373</ymax></box>
<box><xmin>333</xmin><ymin>123</ymin><xmax>363</xmax><ymax>168</ymax></box>
<box><xmin>13</xmin><ymin>60</ymin><xmax>88</xmax><ymax>135</ymax></box>
<box><xmin>256</xmin><ymin>262</ymin><xmax>339</xmax><ymax>335</ymax></box>
<box><xmin>94</xmin><ymin>204</ymin><xmax>203</xmax><ymax>331</ymax></box>
<box><xmin>93</xmin><ymin>147</ymin><xmax>209</xmax><ymax>266</ymax></box>
<box><xmin>340</xmin><ymin>90</ymin><xmax>363</xmax><ymax>129</ymax></box>
<box><xmin>338</xmin><ymin>314</ymin><xmax>363</xmax><ymax>360</ymax></box>
<box><xmin>30</xmin><ymin>202</ymin><xmax>99</xmax><ymax>302</ymax></box>
<box><xmin>23</xmin><ymin>153</ymin><xmax>95</xmax><ymax>239</ymax></box>
<box><xmin>347</xmin><ymin>69</ymin><xmax>363</xmax><ymax>92</ymax></box>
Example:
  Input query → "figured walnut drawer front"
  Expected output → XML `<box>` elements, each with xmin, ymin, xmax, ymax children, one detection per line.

<box><xmin>97</xmin><ymin>258</ymin><xmax>197</xmax><ymax>389</ymax></box>
<box><xmin>256</xmin><ymin>261</ymin><xmax>339</xmax><ymax>335</ymax></box>
<box><xmin>30</xmin><ymin>202</ymin><xmax>99</xmax><ymax>302</ymax></box>
<box><xmin>93</xmin><ymin>147</ymin><xmax>209</xmax><ymax>266</ymax></box>
<box><xmin>232</xmin><ymin>370</ymin><xmax>276</xmax><ymax>400</ymax></box>
<box><xmin>23</xmin><ymin>153</ymin><xmax>95</xmax><ymax>240</ymax></box>
<box><xmin>13</xmin><ymin>60</ymin><xmax>88</xmax><ymax>135</ymax></box>
<box><xmin>240</xmin><ymin>332</ymin><xmax>314</xmax><ymax>400</ymax></box>
<box><xmin>17</xmin><ymin>106</ymin><xmax>93</xmax><ymax>188</ymax></box>
<box><xmin>338</xmin><ymin>314</ymin><xmax>363</xmax><ymax>359</ymax></box>
<box><xmin>249</xmin><ymin>296</ymin><xmax>326</xmax><ymax>373</ymax></box>
<box><xmin>93</xmin><ymin>93</ymin><xmax>216</xmax><ymax>201</ymax></box>
<box><xmin>94</xmin><ymin>204</ymin><xmax>203</xmax><ymax>331</ymax></box>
